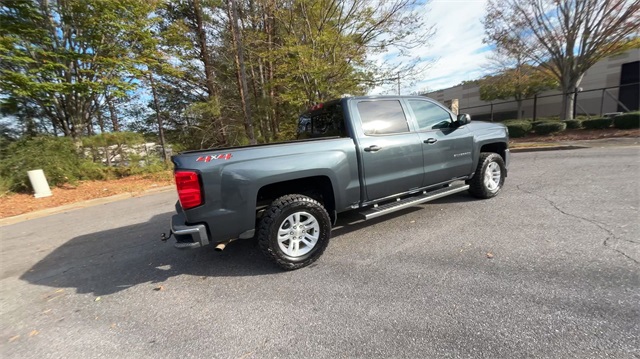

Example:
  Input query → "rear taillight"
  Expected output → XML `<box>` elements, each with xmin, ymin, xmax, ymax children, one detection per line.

<box><xmin>175</xmin><ymin>171</ymin><xmax>202</xmax><ymax>210</ymax></box>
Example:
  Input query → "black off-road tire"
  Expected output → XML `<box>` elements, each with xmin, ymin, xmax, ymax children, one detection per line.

<box><xmin>258</xmin><ymin>194</ymin><xmax>332</xmax><ymax>270</ymax></box>
<box><xmin>468</xmin><ymin>152</ymin><xmax>506</xmax><ymax>199</ymax></box>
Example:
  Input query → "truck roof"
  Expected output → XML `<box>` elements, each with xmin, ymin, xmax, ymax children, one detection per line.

<box><xmin>343</xmin><ymin>95</ymin><xmax>433</xmax><ymax>101</ymax></box>
<box><xmin>304</xmin><ymin>95</ymin><xmax>435</xmax><ymax>116</ymax></box>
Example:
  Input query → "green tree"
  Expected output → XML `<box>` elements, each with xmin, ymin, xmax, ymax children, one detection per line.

<box><xmin>154</xmin><ymin>0</ymin><xmax>230</xmax><ymax>148</ymax></box>
<box><xmin>478</xmin><ymin>59</ymin><xmax>558</xmax><ymax>119</ymax></box>
<box><xmin>0</xmin><ymin>98</ymin><xmax>49</xmax><ymax>136</ymax></box>
<box><xmin>484</xmin><ymin>0</ymin><xmax>640</xmax><ymax>120</ymax></box>
<box><xmin>0</xmin><ymin>0</ymin><xmax>158</xmax><ymax>139</ymax></box>
<box><xmin>242</xmin><ymin>0</ymin><xmax>433</xmax><ymax>140</ymax></box>
<box><xmin>150</xmin><ymin>0</ymin><xmax>433</xmax><ymax>147</ymax></box>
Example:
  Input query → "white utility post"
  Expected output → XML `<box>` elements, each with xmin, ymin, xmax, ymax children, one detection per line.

<box><xmin>27</xmin><ymin>169</ymin><xmax>52</xmax><ymax>198</ymax></box>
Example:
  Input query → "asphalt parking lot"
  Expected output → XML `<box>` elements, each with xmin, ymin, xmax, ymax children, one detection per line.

<box><xmin>1</xmin><ymin>146</ymin><xmax>638</xmax><ymax>358</ymax></box>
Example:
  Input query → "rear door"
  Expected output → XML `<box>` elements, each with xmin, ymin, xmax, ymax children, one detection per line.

<box><xmin>353</xmin><ymin>99</ymin><xmax>423</xmax><ymax>201</ymax></box>
<box><xmin>405</xmin><ymin>99</ymin><xmax>474</xmax><ymax>186</ymax></box>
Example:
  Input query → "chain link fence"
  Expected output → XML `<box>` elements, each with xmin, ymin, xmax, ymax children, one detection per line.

<box><xmin>458</xmin><ymin>82</ymin><xmax>639</xmax><ymax>122</ymax></box>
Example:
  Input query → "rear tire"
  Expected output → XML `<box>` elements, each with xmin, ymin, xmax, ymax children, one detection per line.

<box><xmin>258</xmin><ymin>194</ymin><xmax>331</xmax><ymax>270</ymax></box>
<box><xmin>468</xmin><ymin>152</ymin><xmax>506</xmax><ymax>199</ymax></box>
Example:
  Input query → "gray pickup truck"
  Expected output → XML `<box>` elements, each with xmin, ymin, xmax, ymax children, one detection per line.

<box><xmin>167</xmin><ymin>96</ymin><xmax>509</xmax><ymax>270</ymax></box>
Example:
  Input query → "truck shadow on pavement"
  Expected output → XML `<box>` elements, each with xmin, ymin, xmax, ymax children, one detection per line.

<box><xmin>20</xmin><ymin>212</ymin><xmax>279</xmax><ymax>296</ymax></box>
<box><xmin>19</xmin><ymin>195</ymin><xmax>470</xmax><ymax>296</ymax></box>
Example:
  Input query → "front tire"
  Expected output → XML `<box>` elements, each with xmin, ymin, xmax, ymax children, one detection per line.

<box><xmin>258</xmin><ymin>194</ymin><xmax>332</xmax><ymax>270</ymax></box>
<box><xmin>468</xmin><ymin>152</ymin><xmax>506</xmax><ymax>199</ymax></box>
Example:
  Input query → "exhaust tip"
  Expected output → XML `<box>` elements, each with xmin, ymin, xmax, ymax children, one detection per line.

<box><xmin>214</xmin><ymin>242</ymin><xmax>227</xmax><ymax>251</ymax></box>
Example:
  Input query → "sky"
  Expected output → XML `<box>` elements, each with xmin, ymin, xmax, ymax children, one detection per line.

<box><xmin>370</xmin><ymin>0</ymin><xmax>494</xmax><ymax>95</ymax></box>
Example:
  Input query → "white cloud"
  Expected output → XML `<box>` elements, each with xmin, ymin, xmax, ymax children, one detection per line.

<box><xmin>369</xmin><ymin>0</ymin><xmax>494</xmax><ymax>95</ymax></box>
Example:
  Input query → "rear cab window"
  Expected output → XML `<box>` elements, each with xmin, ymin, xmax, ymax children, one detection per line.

<box><xmin>298</xmin><ymin>101</ymin><xmax>348</xmax><ymax>139</ymax></box>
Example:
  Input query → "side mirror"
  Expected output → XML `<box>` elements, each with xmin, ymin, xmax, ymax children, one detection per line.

<box><xmin>457</xmin><ymin>113</ymin><xmax>471</xmax><ymax>125</ymax></box>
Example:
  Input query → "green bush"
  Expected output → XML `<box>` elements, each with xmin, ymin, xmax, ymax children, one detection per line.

<box><xmin>612</xmin><ymin>112</ymin><xmax>640</xmax><ymax>129</ymax></box>
<box><xmin>83</xmin><ymin>132</ymin><xmax>146</xmax><ymax>164</ymax></box>
<box><xmin>563</xmin><ymin>119</ymin><xmax>583</xmax><ymax>129</ymax></box>
<box><xmin>0</xmin><ymin>176</ymin><xmax>11</xmax><ymax>197</ymax></box>
<box><xmin>582</xmin><ymin>118</ymin><xmax>612</xmax><ymax>129</ymax></box>
<box><xmin>0</xmin><ymin>136</ymin><xmax>101</xmax><ymax>192</ymax></box>
<box><xmin>0</xmin><ymin>134</ymin><xmax>172</xmax><ymax>194</ymax></box>
<box><xmin>534</xmin><ymin>122</ymin><xmax>567</xmax><ymax>135</ymax></box>
<box><xmin>504</xmin><ymin>120</ymin><xmax>532</xmax><ymax>138</ymax></box>
<box><xmin>510</xmin><ymin>117</ymin><xmax>561</xmax><ymax>123</ymax></box>
<box><xmin>100</xmin><ymin>155</ymin><xmax>169</xmax><ymax>179</ymax></box>
<box><xmin>530</xmin><ymin>121</ymin><xmax>547</xmax><ymax>128</ymax></box>
<box><xmin>530</xmin><ymin>117</ymin><xmax>563</xmax><ymax>125</ymax></box>
<box><xmin>77</xmin><ymin>161</ymin><xmax>109</xmax><ymax>181</ymax></box>
<box><xmin>82</xmin><ymin>132</ymin><xmax>145</xmax><ymax>148</ymax></box>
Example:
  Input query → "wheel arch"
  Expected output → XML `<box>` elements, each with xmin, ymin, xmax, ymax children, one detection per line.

<box><xmin>257</xmin><ymin>175</ymin><xmax>336</xmax><ymax>214</ymax></box>
<box><xmin>479</xmin><ymin>142</ymin><xmax>507</xmax><ymax>161</ymax></box>
<box><xmin>474</xmin><ymin>141</ymin><xmax>508</xmax><ymax>177</ymax></box>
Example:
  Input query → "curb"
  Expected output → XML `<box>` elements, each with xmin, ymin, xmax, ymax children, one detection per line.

<box><xmin>510</xmin><ymin>145</ymin><xmax>588</xmax><ymax>153</ymax></box>
<box><xmin>510</xmin><ymin>137</ymin><xmax>639</xmax><ymax>153</ymax></box>
<box><xmin>0</xmin><ymin>185</ymin><xmax>174</xmax><ymax>227</ymax></box>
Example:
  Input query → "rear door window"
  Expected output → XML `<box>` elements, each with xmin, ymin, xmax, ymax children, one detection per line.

<box><xmin>357</xmin><ymin>100</ymin><xmax>409</xmax><ymax>135</ymax></box>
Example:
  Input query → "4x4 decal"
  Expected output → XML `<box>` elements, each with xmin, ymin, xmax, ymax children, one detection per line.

<box><xmin>196</xmin><ymin>153</ymin><xmax>233</xmax><ymax>162</ymax></box>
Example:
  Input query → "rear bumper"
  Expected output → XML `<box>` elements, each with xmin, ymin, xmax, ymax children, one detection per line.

<box><xmin>170</xmin><ymin>212</ymin><xmax>209</xmax><ymax>249</ymax></box>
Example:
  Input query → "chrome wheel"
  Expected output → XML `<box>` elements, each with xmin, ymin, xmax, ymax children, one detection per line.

<box><xmin>259</xmin><ymin>194</ymin><xmax>331</xmax><ymax>270</ymax></box>
<box><xmin>277</xmin><ymin>211</ymin><xmax>320</xmax><ymax>257</ymax></box>
<box><xmin>468</xmin><ymin>152</ymin><xmax>505</xmax><ymax>199</ymax></box>
<box><xmin>484</xmin><ymin>161</ymin><xmax>501</xmax><ymax>191</ymax></box>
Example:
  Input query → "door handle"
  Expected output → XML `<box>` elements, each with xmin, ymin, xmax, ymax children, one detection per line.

<box><xmin>364</xmin><ymin>145</ymin><xmax>382</xmax><ymax>152</ymax></box>
<box><xmin>424</xmin><ymin>138</ymin><xmax>438</xmax><ymax>144</ymax></box>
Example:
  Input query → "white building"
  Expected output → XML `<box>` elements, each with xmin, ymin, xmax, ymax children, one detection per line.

<box><xmin>424</xmin><ymin>48</ymin><xmax>639</xmax><ymax>121</ymax></box>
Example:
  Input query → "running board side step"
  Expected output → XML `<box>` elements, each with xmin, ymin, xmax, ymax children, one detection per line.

<box><xmin>360</xmin><ymin>184</ymin><xmax>469</xmax><ymax>220</ymax></box>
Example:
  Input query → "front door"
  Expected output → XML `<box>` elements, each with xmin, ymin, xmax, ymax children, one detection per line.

<box><xmin>355</xmin><ymin>99</ymin><xmax>423</xmax><ymax>201</ymax></box>
<box><xmin>406</xmin><ymin>99</ymin><xmax>474</xmax><ymax>186</ymax></box>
